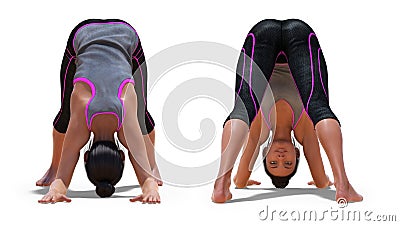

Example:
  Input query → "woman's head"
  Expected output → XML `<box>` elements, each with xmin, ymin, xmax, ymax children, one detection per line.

<box><xmin>84</xmin><ymin>141</ymin><xmax>125</xmax><ymax>197</ymax></box>
<box><xmin>263</xmin><ymin>138</ymin><xmax>300</xmax><ymax>188</ymax></box>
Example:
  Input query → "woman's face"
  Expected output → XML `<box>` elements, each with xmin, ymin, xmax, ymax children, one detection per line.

<box><xmin>264</xmin><ymin>140</ymin><xmax>297</xmax><ymax>177</ymax></box>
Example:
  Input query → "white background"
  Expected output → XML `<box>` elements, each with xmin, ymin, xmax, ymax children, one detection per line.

<box><xmin>1</xmin><ymin>0</ymin><xmax>399</xmax><ymax>225</ymax></box>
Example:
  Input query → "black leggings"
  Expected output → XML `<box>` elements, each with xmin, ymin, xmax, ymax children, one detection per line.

<box><xmin>52</xmin><ymin>19</ymin><xmax>155</xmax><ymax>134</ymax></box>
<box><xmin>226</xmin><ymin>19</ymin><xmax>339</xmax><ymax>127</ymax></box>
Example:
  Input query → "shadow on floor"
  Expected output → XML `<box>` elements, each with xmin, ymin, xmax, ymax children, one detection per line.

<box><xmin>32</xmin><ymin>185</ymin><xmax>140</xmax><ymax>199</ymax></box>
<box><xmin>227</xmin><ymin>187</ymin><xmax>336</xmax><ymax>203</ymax></box>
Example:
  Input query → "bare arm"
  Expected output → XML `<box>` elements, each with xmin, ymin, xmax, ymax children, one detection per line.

<box><xmin>234</xmin><ymin>111</ymin><xmax>269</xmax><ymax>188</ymax></box>
<box><xmin>120</xmin><ymin>84</ymin><xmax>160</xmax><ymax>203</ymax></box>
<box><xmin>295</xmin><ymin>113</ymin><xmax>330</xmax><ymax>188</ymax></box>
<box><xmin>39</xmin><ymin>87</ymin><xmax>91</xmax><ymax>203</ymax></box>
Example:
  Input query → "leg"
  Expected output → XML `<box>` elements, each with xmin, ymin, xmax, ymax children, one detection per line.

<box><xmin>37</xmin><ymin>31</ymin><xmax>76</xmax><ymax>186</ymax></box>
<box><xmin>212</xmin><ymin>119</ymin><xmax>248</xmax><ymax>203</ymax></box>
<box><xmin>212</xmin><ymin>19</ymin><xmax>281</xmax><ymax>203</ymax></box>
<box><xmin>36</xmin><ymin>128</ymin><xmax>65</xmax><ymax>186</ymax></box>
<box><xmin>283</xmin><ymin>19</ymin><xmax>362</xmax><ymax>202</ymax></box>
<box><xmin>316</xmin><ymin>120</ymin><xmax>362</xmax><ymax>202</ymax></box>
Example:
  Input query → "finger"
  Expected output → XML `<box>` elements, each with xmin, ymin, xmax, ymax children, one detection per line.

<box><xmin>247</xmin><ymin>180</ymin><xmax>261</xmax><ymax>186</ymax></box>
<box><xmin>307</xmin><ymin>181</ymin><xmax>315</xmax><ymax>185</ymax></box>
<box><xmin>129</xmin><ymin>195</ymin><xmax>143</xmax><ymax>202</ymax></box>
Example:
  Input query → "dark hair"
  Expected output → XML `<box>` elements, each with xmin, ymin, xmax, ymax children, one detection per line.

<box><xmin>84</xmin><ymin>141</ymin><xmax>125</xmax><ymax>197</ymax></box>
<box><xmin>263</xmin><ymin>148</ymin><xmax>300</xmax><ymax>188</ymax></box>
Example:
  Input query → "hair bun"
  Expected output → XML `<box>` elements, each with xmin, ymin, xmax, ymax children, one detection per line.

<box><xmin>96</xmin><ymin>181</ymin><xmax>115</xmax><ymax>198</ymax></box>
<box><xmin>271</xmin><ymin>177</ymin><xmax>290</xmax><ymax>189</ymax></box>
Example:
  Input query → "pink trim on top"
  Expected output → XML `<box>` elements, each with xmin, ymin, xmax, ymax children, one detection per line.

<box><xmin>318</xmin><ymin>48</ymin><xmax>328</xmax><ymax>98</ymax></box>
<box><xmin>236</xmin><ymin>48</ymin><xmax>246</xmax><ymax>99</ymax></box>
<box><xmin>72</xmin><ymin>22</ymin><xmax>137</xmax><ymax>52</ymax></box>
<box><xmin>118</xmin><ymin>78</ymin><xmax>135</xmax><ymax>130</ymax></box>
<box><xmin>306</xmin><ymin>33</ymin><xmax>316</xmax><ymax>112</ymax></box>
<box><xmin>268</xmin><ymin>99</ymin><xmax>295</xmax><ymax>128</ymax></box>
<box><xmin>73</xmin><ymin>77</ymin><xmax>96</xmax><ymax>129</ymax></box>
<box><xmin>89</xmin><ymin>112</ymin><xmax>121</xmax><ymax>130</ymax></box>
<box><xmin>247</xmin><ymin>33</ymin><xmax>257</xmax><ymax>113</ymax></box>
<box><xmin>53</xmin><ymin>56</ymin><xmax>76</xmax><ymax>126</ymax></box>
<box><xmin>293</xmin><ymin>109</ymin><xmax>305</xmax><ymax>130</ymax></box>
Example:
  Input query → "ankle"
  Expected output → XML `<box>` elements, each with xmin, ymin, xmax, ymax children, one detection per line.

<box><xmin>334</xmin><ymin>179</ymin><xmax>349</xmax><ymax>188</ymax></box>
<box><xmin>214</xmin><ymin>172</ymin><xmax>232</xmax><ymax>188</ymax></box>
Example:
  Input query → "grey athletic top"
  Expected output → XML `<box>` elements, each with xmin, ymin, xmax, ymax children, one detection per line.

<box><xmin>261</xmin><ymin>63</ymin><xmax>305</xmax><ymax>129</ymax></box>
<box><xmin>72</xmin><ymin>22</ymin><xmax>138</xmax><ymax>130</ymax></box>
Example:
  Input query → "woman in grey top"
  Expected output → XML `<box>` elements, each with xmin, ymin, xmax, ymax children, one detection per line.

<box><xmin>37</xmin><ymin>19</ymin><xmax>160</xmax><ymax>203</ymax></box>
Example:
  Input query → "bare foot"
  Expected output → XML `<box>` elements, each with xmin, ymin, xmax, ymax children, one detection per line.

<box><xmin>36</xmin><ymin>167</ymin><xmax>57</xmax><ymax>186</ymax></box>
<box><xmin>335</xmin><ymin>181</ymin><xmax>363</xmax><ymax>203</ymax></box>
<box><xmin>212</xmin><ymin>173</ymin><xmax>232</xmax><ymax>203</ymax></box>
<box><xmin>130</xmin><ymin>178</ymin><xmax>160</xmax><ymax>204</ymax></box>
<box><xmin>152</xmin><ymin>168</ymin><xmax>163</xmax><ymax>186</ymax></box>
